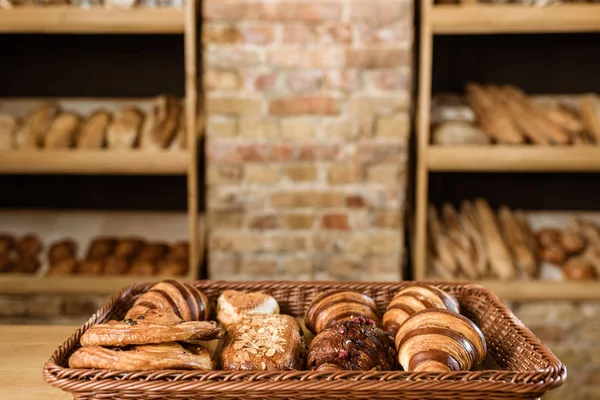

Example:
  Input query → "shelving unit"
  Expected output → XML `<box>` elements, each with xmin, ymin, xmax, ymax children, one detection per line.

<box><xmin>414</xmin><ymin>0</ymin><xmax>600</xmax><ymax>300</ymax></box>
<box><xmin>0</xmin><ymin>3</ymin><xmax>201</xmax><ymax>293</ymax></box>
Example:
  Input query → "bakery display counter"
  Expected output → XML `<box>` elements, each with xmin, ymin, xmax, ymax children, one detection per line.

<box><xmin>431</xmin><ymin>3</ymin><xmax>600</xmax><ymax>34</ymax></box>
<box><xmin>0</xmin><ymin>6</ymin><xmax>184</xmax><ymax>34</ymax></box>
<box><xmin>0</xmin><ymin>210</ymin><xmax>204</xmax><ymax>293</ymax></box>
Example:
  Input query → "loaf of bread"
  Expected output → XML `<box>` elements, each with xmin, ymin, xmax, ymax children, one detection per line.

<box><xmin>11</xmin><ymin>256</ymin><xmax>40</xmax><ymax>274</ymax></box>
<box><xmin>15</xmin><ymin>234</ymin><xmax>43</xmax><ymax>257</ymax></box>
<box><xmin>44</xmin><ymin>112</ymin><xmax>80</xmax><ymax>148</ymax></box>
<box><xmin>47</xmin><ymin>258</ymin><xmax>78</xmax><ymax>276</ymax></box>
<box><xmin>86</xmin><ymin>237</ymin><xmax>116</xmax><ymax>260</ymax></box>
<box><xmin>217</xmin><ymin>290</ymin><xmax>280</xmax><ymax>327</ymax></box>
<box><xmin>107</xmin><ymin>107</ymin><xmax>143</xmax><ymax>149</ymax></box>
<box><xmin>102</xmin><ymin>256</ymin><xmax>129</xmax><ymax>275</ymax></box>
<box><xmin>383</xmin><ymin>284</ymin><xmax>459</xmax><ymax>336</ymax></box>
<box><xmin>0</xmin><ymin>114</ymin><xmax>20</xmax><ymax>150</ymax></box>
<box><xmin>139</xmin><ymin>95</ymin><xmax>181</xmax><ymax>150</ymax></box>
<box><xmin>136</xmin><ymin>243</ymin><xmax>169</xmax><ymax>262</ymax></box>
<box><xmin>125</xmin><ymin>280</ymin><xmax>211</xmax><ymax>322</ymax></box>
<box><xmin>305</xmin><ymin>290</ymin><xmax>380</xmax><ymax>335</ymax></box>
<box><xmin>395</xmin><ymin>309</ymin><xmax>486</xmax><ymax>372</ymax></box>
<box><xmin>308</xmin><ymin>316</ymin><xmax>396</xmax><ymax>371</ymax></box>
<box><xmin>128</xmin><ymin>260</ymin><xmax>155</xmax><ymax>276</ymax></box>
<box><xmin>114</xmin><ymin>238</ymin><xmax>145</xmax><ymax>260</ymax></box>
<box><xmin>0</xmin><ymin>234</ymin><xmax>15</xmax><ymax>254</ymax></box>
<box><xmin>77</xmin><ymin>110</ymin><xmax>111</xmax><ymax>149</ymax></box>
<box><xmin>77</xmin><ymin>259</ymin><xmax>103</xmax><ymax>275</ymax></box>
<box><xmin>221</xmin><ymin>314</ymin><xmax>305</xmax><ymax>371</ymax></box>
<box><xmin>166</xmin><ymin>241</ymin><xmax>189</xmax><ymax>262</ymax></box>
<box><xmin>14</xmin><ymin>103</ymin><xmax>59</xmax><ymax>149</ymax></box>
<box><xmin>48</xmin><ymin>239</ymin><xmax>77</xmax><ymax>264</ymax></box>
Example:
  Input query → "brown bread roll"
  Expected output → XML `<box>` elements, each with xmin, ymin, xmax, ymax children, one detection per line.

<box><xmin>128</xmin><ymin>260</ymin><xmax>155</xmax><ymax>276</ymax></box>
<box><xmin>383</xmin><ymin>284</ymin><xmax>460</xmax><ymax>336</ymax></box>
<box><xmin>86</xmin><ymin>237</ymin><xmax>116</xmax><ymax>260</ymax></box>
<box><xmin>156</xmin><ymin>259</ymin><xmax>188</xmax><ymax>276</ymax></box>
<box><xmin>538</xmin><ymin>246</ymin><xmax>566</xmax><ymax>265</ymax></box>
<box><xmin>536</xmin><ymin>228</ymin><xmax>562</xmax><ymax>248</ymax></box>
<box><xmin>102</xmin><ymin>256</ymin><xmax>129</xmax><ymax>275</ymax></box>
<box><xmin>308</xmin><ymin>316</ymin><xmax>396</xmax><ymax>371</ymax></box>
<box><xmin>221</xmin><ymin>314</ymin><xmax>305</xmax><ymax>371</ymax></box>
<box><xmin>0</xmin><ymin>252</ymin><xmax>14</xmax><ymax>273</ymax></box>
<box><xmin>395</xmin><ymin>309</ymin><xmax>486</xmax><ymax>372</ymax></box>
<box><xmin>114</xmin><ymin>238</ymin><xmax>145</xmax><ymax>260</ymax></box>
<box><xmin>77</xmin><ymin>259</ymin><xmax>103</xmax><ymax>275</ymax></box>
<box><xmin>48</xmin><ymin>239</ymin><xmax>77</xmax><ymax>264</ymax></box>
<box><xmin>304</xmin><ymin>289</ymin><xmax>380</xmax><ymax>335</ymax></box>
<box><xmin>14</xmin><ymin>103</ymin><xmax>59</xmax><ymax>149</ymax></box>
<box><xmin>136</xmin><ymin>243</ymin><xmax>169</xmax><ymax>262</ymax></box>
<box><xmin>217</xmin><ymin>290</ymin><xmax>280</xmax><ymax>327</ymax></box>
<box><xmin>0</xmin><ymin>114</ymin><xmax>20</xmax><ymax>150</ymax></box>
<box><xmin>44</xmin><ymin>112</ymin><xmax>80</xmax><ymax>148</ymax></box>
<box><xmin>11</xmin><ymin>256</ymin><xmax>40</xmax><ymax>274</ymax></box>
<box><xmin>47</xmin><ymin>258</ymin><xmax>78</xmax><ymax>276</ymax></box>
<box><xmin>107</xmin><ymin>106</ymin><xmax>143</xmax><ymax>149</ymax></box>
<box><xmin>125</xmin><ymin>280</ymin><xmax>211</xmax><ymax>322</ymax></box>
<box><xmin>562</xmin><ymin>258</ymin><xmax>596</xmax><ymax>281</ymax></box>
<box><xmin>77</xmin><ymin>110</ymin><xmax>111</xmax><ymax>149</ymax></box>
<box><xmin>139</xmin><ymin>95</ymin><xmax>181</xmax><ymax>150</ymax></box>
<box><xmin>561</xmin><ymin>230</ymin><xmax>585</xmax><ymax>255</ymax></box>
<box><xmin>0</xmin><ymin>234</ymin><xmax>16</xmax><ymax>254</ymax></box>
<box><xmin>166</xmin><ymin>241</ymin><xmax>189</xmax><ymax>262</ymax></box>
<box><xmin>16</xmin><ymin>234</ymin><xmax>43</xmax><ymax>257</ymax></box>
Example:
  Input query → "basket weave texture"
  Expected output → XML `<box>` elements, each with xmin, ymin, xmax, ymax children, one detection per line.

<box><xmin>43</xmin><ymin>280</ymin><xmax>566</xmax><ymax>400</ymax></box>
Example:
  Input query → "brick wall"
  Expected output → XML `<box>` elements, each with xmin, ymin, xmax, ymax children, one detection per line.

<box><xmin>203</xmin><ymin>0</ymin><xmax>413</xmax><ymax>280</ymax></box>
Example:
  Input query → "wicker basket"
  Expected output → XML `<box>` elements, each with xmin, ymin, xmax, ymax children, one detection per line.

<box><xmin>43</xmin><ymin>280</ymin><xmax>566</xmax><ymax>400</ymax></box>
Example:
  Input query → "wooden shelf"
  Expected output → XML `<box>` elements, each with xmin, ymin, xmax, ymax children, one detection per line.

<box><xmin>0</xmin><ymin>6</ymin><xmax>184</xmax><ymax>34</ymax></box>
<box><xmin>431</xmin><ymin>4</ymin><xmax>600</xmax><ymax>34</ymax></box>
<box><xmin>427</xmin><ymin>146</ymin><xmax>600</xmax><ymax>172</ymax></box>
<box><xmin>0</xmin><ymin>150</ymin><xmax>189</xmax><ymax>175</ymax></box>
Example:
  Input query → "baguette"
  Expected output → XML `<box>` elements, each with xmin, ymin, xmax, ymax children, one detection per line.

<box><xmin>140</xmin><ymin>95</ymin><xmax>181</xmax><ymax>150</ymax></box>
<box><xmin>0</xmin><ymin>114</ymin><xmax>20</xmax><ymax>150</ymax></box>
<box><xmin>498</xmin><ymin>206</ymin><xmax>537</xmax><ymax>278</ymax></box>
<box><xmin>442</xmin><ymin>203</ymin><xmax>478</xmax><ymax>279</ymax></box>
<box><xmin>474</xmin><ymin>199</ymin><xmax>516</xmax><ymax>280</ymax></box>
<box><xmin>14</xmin><ymin>103</ymin><xmax>59</xmax><ymax>149</ymax></box>
<box><xmin>459</xmin><ymin>200</ymin><xmax>487</xmax><ymax>278</ymax></box>
<box><xmin>44</xmin><ymin>112</ymin><xmax>80</xmax><ymax>148</ymax></box>
<box><xmin>78</xmin><ymin>110</ymin><xmax>111</xmax><ymax>149</ymax></box>
<box><xmin>107</xmin><ymin>106</ymin><xmax>143</xmax><ymax>149</ymax></box>
<box><xmin>579</xmin><ymin>95</ymin><xmax>600</xmax><ymax>144</ymax></box>
<box><xmin>428</xmin><ymin>205</ymin><xmax>458</xmax><ymax>277</ymax></box>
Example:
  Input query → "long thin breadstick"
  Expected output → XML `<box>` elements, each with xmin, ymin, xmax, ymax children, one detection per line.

<box><xmin>442</xmin><ymin>203</ymin><xmax>478</xmax><ymax>279</ymax></box>
<box><xmin>428</xmin><ymin>205</ymin><xmax>458</xmax><ymax>277</ymax></box>
<box><xmin>498</xmin><ymin>207</ymin><xmax>537</xmax><ymax>278</ymax></box>
<box><xmin>460</xmin><ymin>201</ymin><xmax>487</xmax><ymax>278</ymax></box>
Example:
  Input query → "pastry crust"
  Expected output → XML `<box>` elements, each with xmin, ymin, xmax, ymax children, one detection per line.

<box><xmin>44</xmin><ymin>112</ymin><xmax>81</xmax><ymax>148</ymax></box>
<box><xmin>106</xmin><ymin>106</ymin><xmax>143</xmax><ymax>149</ymax></box>
<box><xmin>14</xmin><ymin>103</ymin><xmax>59</xmax><ymax>149</ymax></box>
<box><xmin>78</xmin><ymin>110</ymin><xmax>111</xmax><ymax>149</ymax></box>
<box><xmin>217</xmin><ymin>290</ymin><xmax>280</xmax><ymax>327</ymax></box>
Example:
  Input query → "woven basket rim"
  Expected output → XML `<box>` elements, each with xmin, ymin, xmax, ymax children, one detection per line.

<box><xmin>42</xmin><ymin>280</ymin><xmax>567</xmax><ymax>395</ymax></box>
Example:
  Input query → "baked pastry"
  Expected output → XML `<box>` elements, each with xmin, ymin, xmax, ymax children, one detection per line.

<box><xmin>156</xmin><ymin>259</ymin><xmax>188</xmax><ymax>276</ymax></box>
<box><xmin>69</xmin><ymin>342</ymin><xmax>215</xmax><ymax>371</ymax></box>
<box><xmin>47</xmin><ymin>258</ymin><xmax>78</xmax><ymax>276</ymax></box>
<box><xmin>114</xmin><ymin>238</ymin><xmax>145</xmax><ymax>260</ymax></box>
<box><xmin>535</xmin><ymin>228</ymin><xmax>562</xmax><ymax>248</ymax></box>
<box><xmin>307</xmin><ymin>316</ymin><xmax>396</xmax><ymax>371</ymax></box>
<box><xmin>136</xmin><ymin>243</ymin><xmax>169</xmax><ymax>262</ymax></box>
<box><xmin>217</xmin><ymin>290</ymin><xmax>280</xmax><ymax>327</ymax></box>
<box><xmin>139</xmin><ymin>95</ymin><xmax>181</xmax><ymax>150</ymax></box>
<box><xmin>86</xmin><ymin>237</ymin><xmax>116</xmax><ymax>260</ymax></box>
<box><xmin>128</xmin><ymin>260</ymin><xmax>155</xmax><ymax>276</ymax></box>
<box><xmin>14</xmin><ymin>103</ymin><xmax>59</xmax><ymax>149</ymax></box>
<box><xmin>102</xmin><ymin>256</ymin><xmax>129</xmax><ymax>275</ymax></box>
<box><xmin>106</xmin><ymin>106</ymin><xmax>143</xmax><ymax>149</ymax></box>
<box><xmin>15</xmin><ymin>234</ymin><xmax>43</xmax><ymax>257</ymax></box>
<box><xmin>305</xmin><ymin>290</ymin><xmax>380</xmax><ymax>334</ymax></box>
<box><xmin>0</xmin><ymin>252</ymin><xmax>13</xmax><ymax>273</ymax></box>
<box><xmin>168</xmin><ymin>107</ymin><xmax>186</xmax><ymax>150</ymax></box>
<box><xmin>0</xmin><ymin>114</ymin><xmax>20</xmax><ymax>150</ymax></box>
<box><xmin>77</xmin><ymin>110</ymin><xmax>111</xmax><ymax>149</ymax></box>
<box><xmin>0</xmin><ymin>234</ymin><xmax>15</xmax><ymax>254</ymax></box>
<box><xmin>44</xmin><ymin>112</ymin><xmax>80</xmax><ymax>148</ymax></box>
<box><xmin>11</xmin><ymin>256</ymin><xmax>40</xmax><ymax>274</ymax></box>
<box><xmin>166</xmin><ymin>241</ymin><xmax>189</xmax><ymax>262</ymax></box>
<box><xmin>125</xmin><ymin>280</ymin><xmax>212</xmax><ymax>321</ymax></box>
<box><xmin>562</xmin><ymin>258</ymin><xmax>596</xmax><ymax>281</ymax></box>
<box><xmin>395</xmin><ymin>309</ymin><xmax>486</xmax><ymax>372</ymax></box>
<box><xmin>383</xmin><ymin>284</ymin><xmax>460</xmax><ymax>336</ymax></box>
<box><xmin>221</xmin><ymin>314</ymin><xmax>304</xmax><ymax>371</ymax></box>
<box><xmin>77</xmin><ymin>259</ymin><xmax>103</xmax><ymax>275</ymax></box>
<box><xmin>48</xmin><ymin>239</ymin><xmax>77</xmax><ymax>264</ymax></box>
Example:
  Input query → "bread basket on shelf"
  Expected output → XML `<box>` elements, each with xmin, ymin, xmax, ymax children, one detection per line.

<box><xmin>43</xmin><ymin>280</ymin><xmax>566</xmax><ymax>400</ymax></box>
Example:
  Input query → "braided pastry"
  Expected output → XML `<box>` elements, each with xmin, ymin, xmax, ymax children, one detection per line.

<box><xmin>395</xmin><ymin>309</ymin><xmax>486</xmax><ymax>372</ymax></box>
<box><xmin>125</xmin><ymin>280</ymin><xmax>211</xmax><ymax>322</ymax></box>
<box><xmin>304</xmin><ymin>290</ymin><xmax>380</xmax><ymax>334</ymax></box>
<box><xmin>307</xmin><ymin>316</ymin><xmax>396</xmax><ymax>371</ymax></box>
<box><xmin>383</xmin><ymin>284</ymin><xmax>459</xmax><ymax>336</ymax></box>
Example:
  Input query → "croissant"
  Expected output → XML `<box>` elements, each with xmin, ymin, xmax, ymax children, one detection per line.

<box><xmin>304</xmin><ymin>289</ymin><xmax>380</xmax><ymax>334</ymax></box>
<box><xmin>307</xmin><ymin>316</ymin><xmax>396</xmax><ymax>371</ymax></box>
<box><xmin>382</xmin><ymin>284</ymin><xmax>460</xmax><ymax>336</ymax></box>
<box><xmin>125</xmin><ymin>280</ymin><xmax>211</xmax><ymax>322</ymax></box>
<box><xmin>395</xmin><ymin>309</ymin><xmax>486</xmax><ymax>372</ymax></box>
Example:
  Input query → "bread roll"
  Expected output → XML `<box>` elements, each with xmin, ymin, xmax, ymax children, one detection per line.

<box><xmin>308</xmin><ymin>316</ymin><xmax>396</xmax><ymax>371</ymax></box>
<box><xmin>44</xmin><ymin>112</ymin><xmax>80</xmax><ymax>148</ymax></box>
<box><xmin>107</xmin><ymin>107</ymin><xmax>143</xmax><ymax>149</ymax></box>
<box><xmin>562</xmin><ymin>258</ymin><xmax>596</xmax><ymax>281</ymax></box>
<box><xmin>16</xmin><ymin>234</ymin><xmax>43</xmax><ymax>257</ymax></box>
<box><xmin>0</xmin><ymin>252</ymin><xmax>14</xmax><ymax>273</ymax></box>
<box><xmin>383</xmin><ymin>284</ymin><xmax>459</xmax><ymax>336</ymax></box>
<box><xmin>139</xmin><ymin>95</ymin><xmax>181</xmax><ymax>150</ymax></box>
<box><xmin>0</xmin><ymin>234</ymin><xmax>15</xmax><ymax>254</ymax></box>
<box><xmin>432</xmin><ymin>121</ymin><xmax>491</xmax><ymax>146</ymax></box>
<box><xmin>166</xmin><ymin>241</ymin><xmax>189</xmax><ymax>262</ymax></box>
<box><xmin>304</xmin><ymin>289</ymin><xmax>380</xmax><ymax>335</ymax></box>
<box><xmin>128</xmin><ymin>260</ymin><xmax>155</xmax><ymax>276</ymax></box>
<box><xmin>47</xmin><ymin>258</ymin><xmax>78</xmax><ymax>276</ymax></box>
<box><xmin>48</xmin><ymin>239</ymin><xmax>77</xmax><ymax>264</ymax></box>
<box><xmin>77</xmin><ymin>259</ymin><xmax>103</xmax><ymax>275</ymax></box>
<box><xmin>221</xmin><ymin>314</ymin><xmax>304</xmax><ymax>371</ymax></box>
<box><xmin>86</xmin><ymin>237</ymin><xmax>116</xmax><ymax>260</ymax></box>
<box><xmin>217</xmin><ymin>290</ymin><xmax>280</xmax><ymax>327</ymax></box>
<box><xmin>156</xmin><ymin>259</ymin><xmax>188</xmax><ymax>276</ymax></box>
<box><xmin>11</xmin><ymin>256</ymin><xmax>40</xmax><ymax>274</ymax></box>
<box><xmin>14</xmin><ymin>103</ymin><xmax>59</xmax><ymax>149</ymax></box>
<box><xmin>136</xmin><ymin>243</ymin><xmax>169</xmax><ymax>262</ymax></box>
<box><xmin>0</xmin><ymin>114</ymin><xmax>20</xmax><ymax>150</ymax></box>
<box><xmin>78</xmin><ymin>110</ymin><xmax>111</xmax><ymax>149</ymax></box>
<box><xmin>114</xmin><ymin>238</ymin><xmax>145</xmax><ymax>260</ymax></box>
<box><xmin>102</xmin><ymin>256</ymin><xmax>129</xmax><ymax>275</ymax></box>
<box><xmin>395</xmin><ymin>309</ymin><xmax>486</xmax><ymax>372</ymax></box>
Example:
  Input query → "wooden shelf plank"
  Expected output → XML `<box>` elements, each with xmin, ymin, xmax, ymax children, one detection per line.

<box><xmin>428</xmin><ymin>146</ymin><xmax>600</xmax><ymax>172</ymax></box>
<box><xmin>431</xmin><ymin>4</ymin><xmax>600</xmax><ymax>34</ymax></box>
<box><xmin>0</xmin><ymin>6</ymin><xmax>184</xmax><ymax>34</ymax></box>
<box><xmin>0</xmin><ymin>150</ymin><xmax>189</xmax><ymax>175</ymax></box>
<box><xmin>479</xmin><ymin>281</ymin><xmax>600</xmax><ymax>301</ymax></box>
<box><xmin>0</xmin><ymin>276</ymin><xmax>150</xmax><ymax>294</ymax></box>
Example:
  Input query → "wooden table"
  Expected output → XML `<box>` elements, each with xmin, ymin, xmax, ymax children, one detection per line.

<box><xmin>0</xmin><ymin>325</ymin><xmax>76</xmax><ymax>400</ymax></box>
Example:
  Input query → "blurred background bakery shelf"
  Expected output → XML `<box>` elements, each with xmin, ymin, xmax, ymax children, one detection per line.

<box><xmin>427</xmin><ymin>147</ymin><xmax>600</xmax><ymax>172</ymax></box>
<box><xmin>431</xmin><ymin>4</ymin><xmax>600</xmax><ymax>35</ymax></box>
<box><xmin>0</xmin><ymin>6</ymin><xmax>184</xmax><ymax>34</ymax></box>
<box><xmin>0</xmin><ymin>210</ymin><xmax>204</xmax><ymax>293</ymax></box>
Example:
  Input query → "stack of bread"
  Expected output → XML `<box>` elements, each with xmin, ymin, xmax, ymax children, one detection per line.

<box><xmin>69</xmin><ymin>281</ymin><xmax>488</xmax><ymax>374</ymax></box>
<box><xmin>432</xmin><ymin>83</ymin><xmax>600</xmax><ymax>146</ymax></box>
<box><xmin>0</xmin><ymin>95</ymin><xmax>186</xmax><ymax>151</ymax></box>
